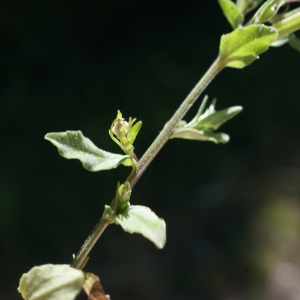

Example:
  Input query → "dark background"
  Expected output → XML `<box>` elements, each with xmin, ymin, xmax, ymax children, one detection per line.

<box><xmin>1</xmin><ymin>1</ymin><xmax>300</xmax><ymax>299</ymax></box>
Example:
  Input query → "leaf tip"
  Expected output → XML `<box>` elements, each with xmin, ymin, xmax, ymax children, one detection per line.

<box><xmin>156</xmin><ymin>221</ymin><xmax>167</xmax><ymax>249</ymax></box>
<box><xmin>44</xmin><ymin>132</ymin><xmax>51</xmax><ymax>140</ymax></box>
<box><xmin>228</xmin><ymin>106</ymin><xmax>243</xmax><ymax>114</ymax></box>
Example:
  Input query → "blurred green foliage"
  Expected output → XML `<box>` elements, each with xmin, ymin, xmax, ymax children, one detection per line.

<box><xmin>1</xmin><ymin>1</ymin><xmax>300</xmax><ymax>299</ymax></box>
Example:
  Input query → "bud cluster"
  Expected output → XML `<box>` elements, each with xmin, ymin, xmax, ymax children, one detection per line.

<box><xmin>109</xmin><ymin>110</ymin><xmax>142</xmax><ymax>160</ymax></box>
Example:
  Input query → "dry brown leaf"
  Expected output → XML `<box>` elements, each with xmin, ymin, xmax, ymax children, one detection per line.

<box><xmin>83</xmin><ymin>273</ymin><xmax>110</xmax><ymax>300</ymax></box>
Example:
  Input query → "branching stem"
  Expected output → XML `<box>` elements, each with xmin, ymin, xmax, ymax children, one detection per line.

<box><xmin>71</xmin><ymin>56</ymin><xmax>225</xmax><ymax>269</ymax></box>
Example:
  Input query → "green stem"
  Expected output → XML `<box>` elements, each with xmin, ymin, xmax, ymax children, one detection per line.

<box><xmin>70</xmin><ymin>217</ymin><xmax>112</xmax><ymax>269</ymax></box>
<box><xmin>128</xmin><ymin>57</ymin><xmax>225</xmax><ymax>187</ymax></box>
<box><xmin>71</xmin><ymin>57</ymin><xmax>225</xmax><ymax>269</ymax></box>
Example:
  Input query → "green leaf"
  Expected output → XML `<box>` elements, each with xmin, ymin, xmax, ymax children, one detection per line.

<box><xmin>171</xmin><ymin>98</ymin><xmax>241</xmax><ymax>144</ymax></box>
<box><xmin>218</xmin><ymin>0</ymin><xmax>244</xmax><ymax>29</ymax></box>
<box><xmin>18</xmin><ymin>264</ymin><xmax>84</xmax><ymax>300</ymax></box>
<box><xmin>127</xmin><ymin>120</ymin><xmax>142</xmax><ymax>144</ymax></box>
<box><xmin>219</xmin><ymin>24</ymin><xmax>278</xmax><ymax>68</ymax></box>
<box><xmin>188</xmin><ymin>95</ymin><xmax>210</xmax><ymax>127</ymax></box>
<box><xmin>104</xmin><ymin>205</ymin><xmax>166</xmax><ymax>249</ymax></box>
<box><xmin>195</xmin><ymin>106</ymin><xmax>243</xmax><ymax>130</ymax></box>
<box><xmin>170</xmin><ymin>128</ymin><xmax>230</xmax><ymax>144</ymax></box>
<box><xmin>45</xmin><ymin>131</ymin><xmax>132</xmax><ymax>171</ymax></box>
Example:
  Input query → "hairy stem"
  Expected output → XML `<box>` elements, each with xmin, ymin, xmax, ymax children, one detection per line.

<box><xmin>71</xmin><ymin>57</ymin><xmax>225</xmax><ymax>269</ymax></box>
<box><xmin>70</xmin><ymin>218</ymin><xmax>112</xmax><ymax>269</ymax></box>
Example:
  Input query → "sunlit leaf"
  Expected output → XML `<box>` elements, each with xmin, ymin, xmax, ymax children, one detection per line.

<box><xmin>195</xmin><ymin>106</ymin><xmax>243</xmax><ymax>130</ymax></box>
<box><xmin>104</xmin><ymin>205</ymin><xmax>166</xmax><ymax>249</ymax></box>
<box><xmin>127</xmin><ymin>120</ymin><xmax>142</xmax><ymax>144</ymax></box>
<box><xmin>18</xmin><ymin>264</ymin><xmax>84</xmax><ymax>300</ymax></box>
<box><xmin>219</xmin><ymin>24</ymin><xmax>278</xmax><ymax>68</ymax></box>
<box><xmin>170</xmin><ymin>128</ymin><xmax>230</xmax><ymax>144</ymax></box>
<box><xmin>45</xmin><ymin>131</ymin><xmax>132</xmax><ymax>171</ymax></box>
<box><xmin>218</xmin><ymin>0</ymin><xmax>244</xmax><ymax>29</ymax></box>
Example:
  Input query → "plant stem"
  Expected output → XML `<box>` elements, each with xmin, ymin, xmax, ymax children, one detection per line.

<box><xmin>128</xmin><ymin>57</ymin><xmax>225</xmax><ymax>188</ymax></box>
<box><xmin>71</xmin><ymin>57</ymin><xmax>225</xmax><ymax>269</ymax></box>
<box><xmin>70</xmin><ymin>217</ymin><xmax>112</xmax><ymax>269</ymax></box>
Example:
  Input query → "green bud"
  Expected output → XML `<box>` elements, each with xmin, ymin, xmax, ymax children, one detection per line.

<box><xmin>251</xmin><ymin>0</ymin><xmax>285</xmax><ymax>24</ymax></box>
<box><xmin>111</xmin><ymin>118</ymin><xmax>129</xmax><ymax>139</ymax></box>
<box><xmin>109</xmin><ymin>110</ymin><xmax>142</xmax><ymax>157</ymax></box>
<box><xmin>116</xmin><ymin>181</ymin><xmax>131</xmax><ymax>204</ymax></box>
<box><xmin>114</xmin><ymin>181</ymin><xmax>132</xmax><ymax>214</ymax></box>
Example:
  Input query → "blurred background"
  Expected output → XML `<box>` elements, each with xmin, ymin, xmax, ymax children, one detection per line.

<box><xmin>1</xmin><ymin>1</ymin><xmax>300</xmax><ymax>299</ymax></box>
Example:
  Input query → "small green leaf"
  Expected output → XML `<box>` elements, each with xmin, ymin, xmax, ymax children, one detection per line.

<box><xmin>45</xmin><ymin>131</ymin><xmax>132</xmax><ymax>171</ymax></box>
<box><xmin>219</xmin><ymin>24</ymin><xmax>278</xmax><ymax>68</ymax></box>
<box><xmin>218</xmin><ymin>0</ymin><xmax>244</xmax><ymax>29</ymax></box>
<box><xmin>104</xmin><ymin>205</ymin><xmax>166</xmax><ymax>249</ymax></box>
<box><xmin>170</xmin><ymin>128</ymin><xmax>230</xmax><ymax>144</ymax></box>
<box><xmin>171</xmin><ymin>97</ymin><xmax>241</xmax><ymax>144</ymax></box>
<box><xmin>127</xmin><ymin>120</ymin><xmax>142</xmax><ymax>144</ymax></box>
<box><xmin>195</xmin><ymin>106</ymin><xmax>243</xmax><ymax>130</ymax></box>
<box><xmin>18</xmin><ymin>264</ymin><xmax>84</xmax><ymax>300</ymax></box>
<box><xmin>188</xmin><ymin>95</ymin><xmax>209</xmax><ymax>127</ymax></box>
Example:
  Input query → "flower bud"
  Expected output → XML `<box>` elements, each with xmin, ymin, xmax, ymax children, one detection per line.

<box><xmin>111</xmin><ymin>119</ymin><xmax>129</xmax><ymax>139</ymax></box>
<box><xmin>252</xmin><ymin>0</ymin><xmax>285</xmax><ymax>24</ymax></box>
<box><xmin>116</xmin><ymin>181</ymin><xmax>131</xmax><ymax>204</ymax></box>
